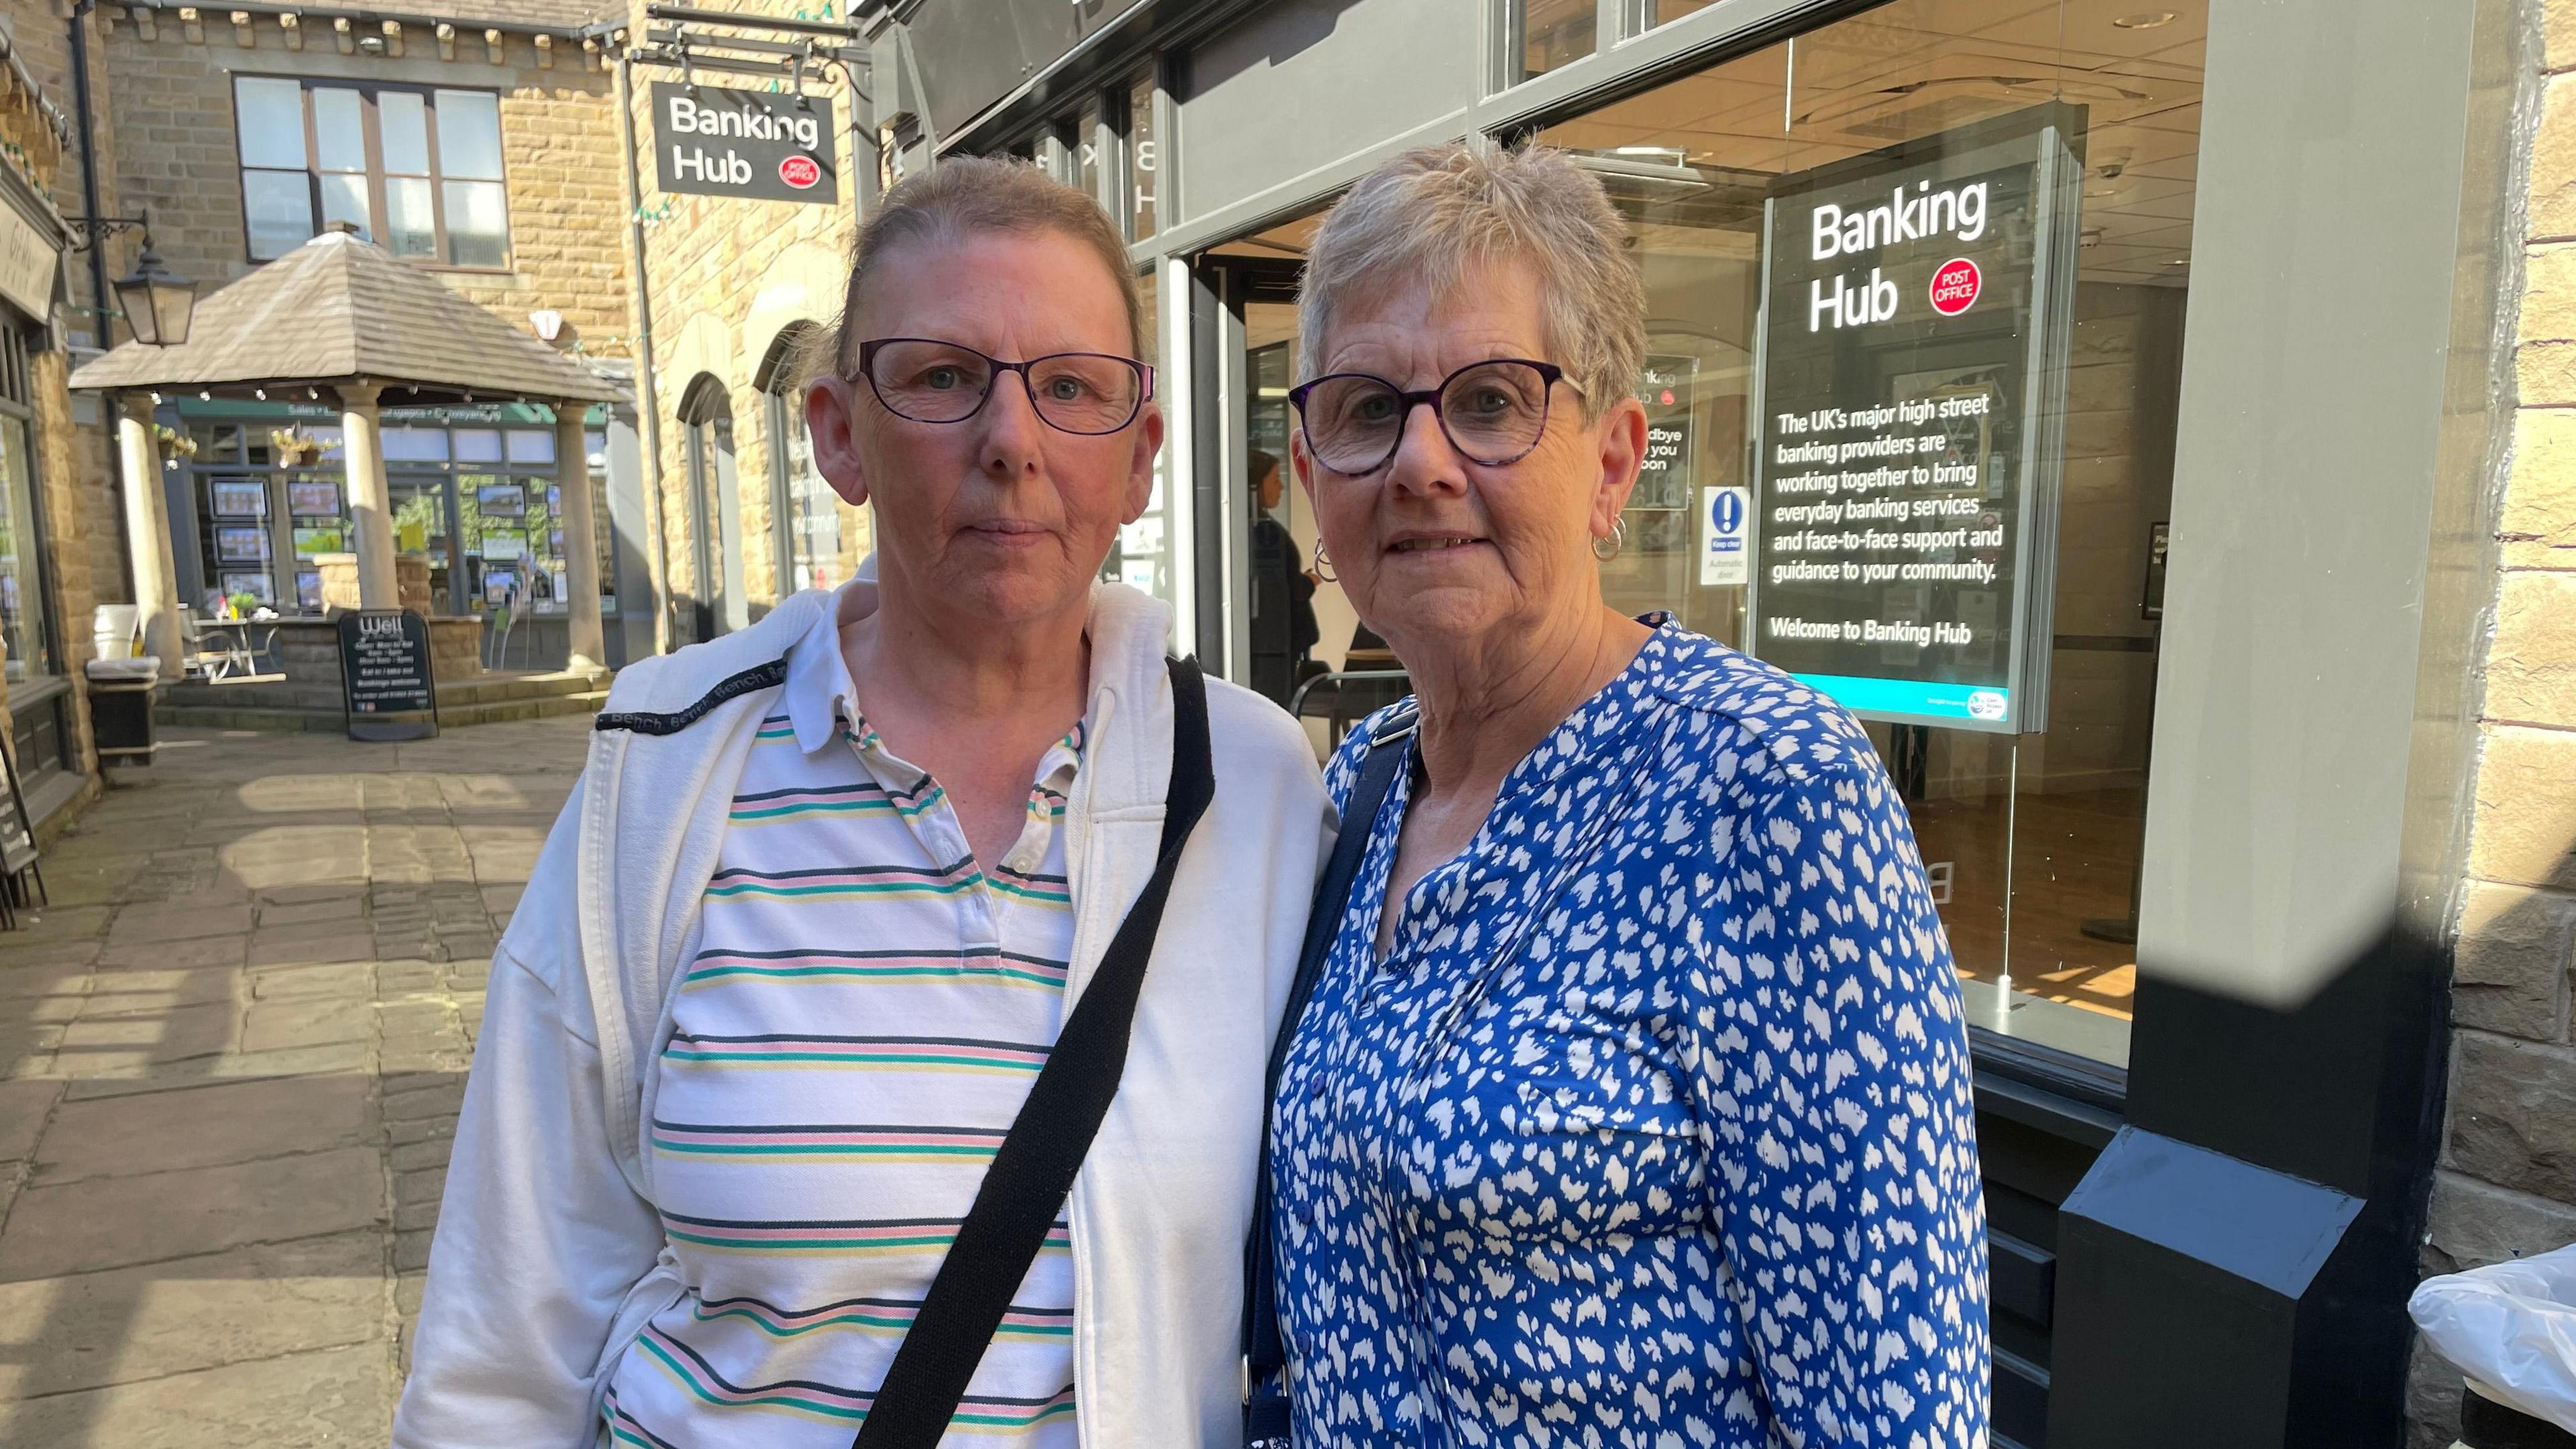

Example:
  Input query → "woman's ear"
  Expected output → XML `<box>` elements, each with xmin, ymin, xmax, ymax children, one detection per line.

<box><xmin>1290</xmin><ymin>429</ymin><xmax>1318</xmax><ymax>502</ymax></box>
<box><xmin>1124</xmin><ymin>399</ymin><xmax>1165</xmax><ymax>526</ymax></box>
<box><xmin>1591</xmin><ymin>395</ymin><xmax>1648</xmax><ymax>541</ymax></box>
<box><xmin>806</xmin><ymin>375</ymin><xmax>871</xmax><ymax>508</ymax></box>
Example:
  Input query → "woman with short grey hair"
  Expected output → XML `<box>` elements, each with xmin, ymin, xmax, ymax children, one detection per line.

<box><xmin>1256</xmin><ymin>143</ymin><xmax>1990</xmax><ymax>1448</ymax></box>
<box><xmin>398</xmin><ymin>157</ymin><xmax>1331</xmax><ymax>1449</ymax></box>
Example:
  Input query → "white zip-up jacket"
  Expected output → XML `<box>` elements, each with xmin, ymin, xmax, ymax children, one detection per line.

<box><xmin>392</xmin><ymin>580</ymin><xmax>1333</xmax><ymax>1448</ymax></box>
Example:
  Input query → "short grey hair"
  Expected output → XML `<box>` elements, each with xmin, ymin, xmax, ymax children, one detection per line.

<box><xmin>1297</xmin><ymin>142</ymin><xmax>1645</xmax><ymax>419</ymax></box>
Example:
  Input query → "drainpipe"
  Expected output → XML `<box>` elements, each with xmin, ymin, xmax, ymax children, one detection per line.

<box><xmin>65</xmin><ymin>0</ymin><xmax>131</xmax><ymax>606</ymax></box>
<box><xmin>66</xmin><ymin>4</ymin><xmax>109</xmax><ymax>349</ymax></box>
<box><xmin>613</xmin><ymin>46</ymin><xmax>672</xmax><ymax>657</ymax></box>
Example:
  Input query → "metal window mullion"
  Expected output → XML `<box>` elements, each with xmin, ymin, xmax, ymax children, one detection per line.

<box><xmin>301</xmin><ymin>81</ymin><xmax>324</xmax><ymax>252</ymax></box>
<box><xmin>361</xmin><ymin>85</ymin><xmax>390</xmax><ymax>245</ymax></box>
<box><xmin>424</xmin><ymin>89</ymin><xmax>450</xmax><ymax>264</ymax></box>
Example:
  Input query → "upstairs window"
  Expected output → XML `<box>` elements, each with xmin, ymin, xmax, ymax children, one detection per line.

<box><xmin>235</xmin><ymin>77</ymin><xmax>509</xmax><ymax>268</ymax></box>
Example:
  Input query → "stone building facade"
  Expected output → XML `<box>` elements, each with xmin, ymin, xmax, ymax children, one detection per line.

<box><xmin>0</xmin><ymin>0</ymin><xmax>111</xmax><ymax>832</ymax></box>
<box><xmin>0</xmin><ymin>0</ymin><xmax>642</xmax><ymax>835</ymax></box>
<box><xmin>620</xmin><ymin>0</ymin><xmax>873</xmax><ymax>648</ymax></box>
<box><xmin>90</xmin><ymin>3</ymin><xmax>630</xmax><ymax>348</ymax></box>
<box><xmin>2414</xmin><ymin>0</ymin><xmax>2576</xmax><ymax>1441</ymax></box>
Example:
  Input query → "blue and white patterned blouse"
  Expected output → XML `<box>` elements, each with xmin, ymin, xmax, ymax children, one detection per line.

<box><xmin>1270</xmin><ymin>618</ymin><xmax>1989</xmax><ymax>1448</ymax></box>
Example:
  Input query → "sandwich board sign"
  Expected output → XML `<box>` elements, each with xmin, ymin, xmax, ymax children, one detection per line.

<box><xmin>337</xmin><ymin>610</ymin><xmax>439</xmax><ymax>742</ymax></box>
<box><xmin>1746</xmin><ymin>103</ymin><xmax>2084</xmax><ymax>734</ymax></box>
<box><xmin>653</xmin><ymin>83</ymin><xmax>838</xmax><ymax>205</ymax></box>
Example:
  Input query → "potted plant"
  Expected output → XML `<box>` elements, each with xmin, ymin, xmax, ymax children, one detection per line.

<box><xmin>270</xmin><ymin>427</ymin><xmax>321</xmax><ymax>467</ymax></box>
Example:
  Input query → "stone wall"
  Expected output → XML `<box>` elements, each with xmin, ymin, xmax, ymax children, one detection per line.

<box><xmin>2412</xmin><ymin>1</ymin><xmax>2576</xmax><ymax>1441</ymax></box>
<box><xmin>91</xmin><ymin>8</ymin><xmax>630</xmax><ymax>356</ymax></box>
<box><xmin>0</xmin><ymin>1</ymin><xmax>101</xmax><ymax>796</ymax></box>
<box><xmin>5</xmin><ymin>3</ymin><xmax>131</xmax><ymax>623</ymax></box>
<box><xmin>623</xmin><ymin>0</ymin><xmax>870</xmax><ymax>637</ymax></box>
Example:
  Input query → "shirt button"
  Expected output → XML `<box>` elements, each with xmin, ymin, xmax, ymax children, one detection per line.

<box><xmin>1307</xmin><ymin>1075</ymin><xmax>1326</xmax><ymax>1099</ymax></box>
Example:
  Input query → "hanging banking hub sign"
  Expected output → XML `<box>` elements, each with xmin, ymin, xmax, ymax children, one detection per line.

<box><xmin>652</xmin><ymin>83</ymin><xmax>838</xmax><ymax>205</ymax></box>
<box><xmin>1749</xmin><ymin>104</ymin><xmax>2082</xmax><ymax>733</ymax></box>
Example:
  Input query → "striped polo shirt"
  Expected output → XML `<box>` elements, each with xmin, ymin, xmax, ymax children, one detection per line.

<box><xmin>603</xmin><ymin>588</ymin><xmax>1087</xmax><ymax>1449</ymax></box>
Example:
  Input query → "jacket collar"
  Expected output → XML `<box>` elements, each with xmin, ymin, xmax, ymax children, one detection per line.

<box><xmin>772</xmin><ymin>569</ymin><xmax>1177</xmax><ymax>786</ymax></box>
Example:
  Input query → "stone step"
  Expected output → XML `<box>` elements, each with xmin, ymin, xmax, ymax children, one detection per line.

<box><xmin>157</xmin><ymin>670</ymin><xmax>608</xmax><ymax>727</ymax></box>
<box><xmin>157</xmin><ymin>682</ymin><xmax>609</xmax><ymax>733</ymax></box>
<box><xmin>158</xmin><ymin>668</ymin><xmax>608</xmax><ymax>732</ymax></box>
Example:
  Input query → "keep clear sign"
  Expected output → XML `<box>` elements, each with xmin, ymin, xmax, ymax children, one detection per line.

<box><xmin>1748</xmin><ymin>103</ymin><xmax>2083</xmax><ymax>733</ymax></box>
<box><xmin>653</xmin><ymin>83</ymin><xmax>837</xmax><ymax>205</ymax></box>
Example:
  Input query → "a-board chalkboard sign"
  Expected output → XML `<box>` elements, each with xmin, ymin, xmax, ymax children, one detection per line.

<box><xmin>337</xmin><ymin>610</ymin><xmax>440</xmax><ymax>742</ymax></box>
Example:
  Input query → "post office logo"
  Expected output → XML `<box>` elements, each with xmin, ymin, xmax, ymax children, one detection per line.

<box><xmin>1929</xmin><ymin>258</ymin><xmax>1982</xmax><ymax>316</ymax></box>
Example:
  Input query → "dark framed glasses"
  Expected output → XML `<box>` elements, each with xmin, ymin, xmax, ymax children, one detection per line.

<box><xmin>857</xmin><ymin>337</ymin><xmax>1153</xmax><ymax>436</ymax></box>
<box><xmin>1287</xmin><ymin>358</ymin><xmax>1571</xmax><ymax>474</ymax></box>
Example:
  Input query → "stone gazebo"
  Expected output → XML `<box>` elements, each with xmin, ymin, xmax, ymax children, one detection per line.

<box><xmin>69</xmin><ymin>226</ymin><xmax>627</xmax><ymax>680</ymax></box>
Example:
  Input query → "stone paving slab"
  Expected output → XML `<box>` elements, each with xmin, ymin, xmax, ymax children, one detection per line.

<box><xmin>0</xmin><ymin>1232</ymin><xmax>384</xmax><ymax>1399</ymax></box>
<box><xmin>0</xmin><ymin>718</ymin><xmax>592</xmax><ymax>1448</ymax></box>
<box><xmin>0</xmin><ymin>1146</ymin><xmax>387</xmax><ymax>1281</ymax></box>
<box><xmin>35</xmin><ymin>1075</ymin><xmax>374</xmax><ymax>1183</ymax></box>
<box><xmin>0</xmin><ymin>1341</ymin><xmax>392</xmax><ymax>1448</ymax></box>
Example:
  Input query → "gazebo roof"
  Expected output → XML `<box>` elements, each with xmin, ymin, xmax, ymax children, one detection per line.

<box><xmin>68</xmin><ymin>229</ymin><xmax>625</xmax><ymax>406</ymax></box>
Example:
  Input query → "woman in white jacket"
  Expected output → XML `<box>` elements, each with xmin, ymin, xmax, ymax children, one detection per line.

<box><xmin>393</xmin><ymin>158</ymin><xmax>1331</xmax><ymax>1448</ymax></box>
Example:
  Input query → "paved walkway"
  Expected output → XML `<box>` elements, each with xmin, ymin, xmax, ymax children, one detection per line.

<box><xmin>0</xmin><ymin>718</ymin><xmax>590</xmax><ymax>1446</ymax></box>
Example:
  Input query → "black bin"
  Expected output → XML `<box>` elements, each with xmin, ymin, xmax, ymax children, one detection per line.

<box><xmin>83</xmin><ymin>659</ymin><xmax>160</xmax><ymax>765</ymax></box>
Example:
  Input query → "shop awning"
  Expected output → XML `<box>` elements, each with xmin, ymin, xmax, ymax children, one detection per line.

<box><xmin>68</xmin><ymin>229</ymin><xmax>625</xmax><ymax>407</ymax></box>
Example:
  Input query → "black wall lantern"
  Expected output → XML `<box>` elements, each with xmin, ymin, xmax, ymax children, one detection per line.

<box><xmin>68</xmin><ymin>213</ymin><xmax>197</xmax><ymax>348</ymax></box>
<box><xmin>113</xmin><ymin>241</ymin><xmax>194</xmax><ymax>348</ymax></box>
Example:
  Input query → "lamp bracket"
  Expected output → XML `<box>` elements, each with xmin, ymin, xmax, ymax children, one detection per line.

<box><xmin>65</xmin><ymin>213</ymin><xmax>148</xmax><ymax>253</ymax></box>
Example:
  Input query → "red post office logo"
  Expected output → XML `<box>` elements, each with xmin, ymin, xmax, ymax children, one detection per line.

<box><xmin>1929</xmin><ymin>258</ymin><xmax>1981</xmax><ymax>316</ymax></box>
<box><xmin>780</xmin><ymin>155</ymin><xmax>822</xmax><ymax>190</ymax></box>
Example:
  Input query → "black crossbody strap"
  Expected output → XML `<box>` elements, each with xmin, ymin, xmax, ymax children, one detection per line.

<box><xmin>853</xmin><ymin>657</ymin><xmax>1214</xmax><ymax>1449</ymax></box>
<box><xmin>1242</xmin><ymin>705</ymin><xmax>1418</xmax><ymax>1441</ymax></box>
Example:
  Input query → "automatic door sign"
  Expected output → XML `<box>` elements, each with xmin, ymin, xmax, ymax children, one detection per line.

<box><xmin>653</xmin><ymin>83</ymin><xmax>838</xmax><ymax>205</ymax></box>
<box><xmin>1700</xmin><ymin>486</ymin><xmax>1750</xmax><ymax>588</ymax></box>
<box><xmin>1747</xmin><ymin>103</ymin><xmax>2084</xmax><ymax>733</ymax></box>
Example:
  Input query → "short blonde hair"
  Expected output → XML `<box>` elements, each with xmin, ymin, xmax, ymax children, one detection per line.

<box><xmin>832</xmin><ymin>155</ymin><xmax>1146</xmax><ymax>376</ymax></box>
<box><xmin>1297</xmin><ymin>143</ymin><xmax>1644</xmax><ymax>419</ymax></box>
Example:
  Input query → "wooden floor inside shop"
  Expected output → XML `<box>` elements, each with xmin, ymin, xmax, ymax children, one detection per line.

<box><xmin>1908</xmin><ymin>785</ymin><xmax>2145</xmax><ymax>1021</ymax></box>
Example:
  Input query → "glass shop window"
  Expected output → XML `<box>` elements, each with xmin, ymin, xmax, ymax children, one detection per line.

<box><xmin>0</xmin><ymin>411</ymin><xmax>46</xmax><ymax>682</ymax></box>
<box><xmin>1106</xmin><ymin>268</ymin><xmax>1172</xmax><ymax>599</ymax></box>
<box><xmin>1509</xmin><ymin>0</ymin><xmax>1598</xmax><ymax>82</ymax></box>
<box><xmin>1538</xmin><ymin>0</ymin><xmax>2208</xmax><ymax>1067</ymax></box>
<box><xmin>1126</xmin><ymin>68</ymin><xmax>1159</xmax><ymax>241</ymax></box>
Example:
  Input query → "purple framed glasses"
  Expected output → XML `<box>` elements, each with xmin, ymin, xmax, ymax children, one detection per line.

<box><xmin>857</xmin><ymin>337</ymin><xmax>1153</xmax><ymax>436</ymax></box>
<box><xmin>1287</xmin><ymin>358</ymin><xmax>1572</xmax><ymax>474</ymax></box>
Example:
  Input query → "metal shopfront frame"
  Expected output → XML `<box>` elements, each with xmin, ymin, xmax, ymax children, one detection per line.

<box><xmin>906</xmin><ymin>0</ymin><xmax>2517</xmax><ymax>1442</ymax></box>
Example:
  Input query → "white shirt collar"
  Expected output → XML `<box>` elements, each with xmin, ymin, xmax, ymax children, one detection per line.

<box><xmin>781</xmin><ymin>571</ymin><xmax>879</xmax><ymax>755</ymax></box>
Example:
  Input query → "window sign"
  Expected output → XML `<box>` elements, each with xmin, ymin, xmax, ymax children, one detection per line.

<box><xmin>652</xmin><ymin>83</ymin><xmax>838</xmax><ymax>205</ymax></box>
<box><xmin>1699</xmin><ymin>486</ymin><xmax>1750</xmax><ymax>588</ymax></box>
<box><xmin>1126</xmin><ymin>70</ymin><xmax>1157</xmax><ymax>241</ymax></box>
<box><xmin>1748</xmin><ymin>103</ymin><xmax>2082</xmax><ymax>733</ymax></box>
<box><xmin>1635</xmin><ymin>354</ymin><xmax>1697</xmax><ymax>511</ymax></box>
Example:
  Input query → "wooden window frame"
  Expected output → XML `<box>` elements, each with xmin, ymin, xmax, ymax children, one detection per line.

<box><xmin>232</xmin><ymin>76</ymin><xmax>513</xmax><ymax>273</ymax></box>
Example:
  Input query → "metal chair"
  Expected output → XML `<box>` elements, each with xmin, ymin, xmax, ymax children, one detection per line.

<box><xmin>177</xmin><ymin>606</ymin><xmax>264</xmax><ymax>681</ymax></box>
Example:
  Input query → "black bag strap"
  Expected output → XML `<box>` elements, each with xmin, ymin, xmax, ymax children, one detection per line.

<box><xmin>853</xmin><ymin>656</ymin><xmax>1215</xmax><ymax>1449</ymax></box>
<box><xmin>1242</xmin><ymin>703</ymin><xmax>1419</xmax><ymax>1444</ymax></box>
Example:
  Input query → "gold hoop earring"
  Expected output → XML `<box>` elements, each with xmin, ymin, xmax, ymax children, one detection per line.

<box><xmin>1313</xmin><ymin>540</ymin><xmax>1338</xmax><ymax>584</ymax></box>
<box><xmin>1592</xmin><ymin>517</ymin><xmax>1626</xmax><ymax>563</ymax></box>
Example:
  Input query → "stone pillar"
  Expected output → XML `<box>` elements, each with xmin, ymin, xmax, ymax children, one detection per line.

<box><xmin>115</xmin><ymin>396</ymin><xmax>181</xmax><ymax>675</ymax></box>
<box><xmin>337</xmin><ymin>384</ymin><xmax>398</xmax><ymax>609</ymax></box>
<box><xmin>553</xmin><ymin>405</ymin><xmax>606</xmax><ymax>674</ymax></box>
